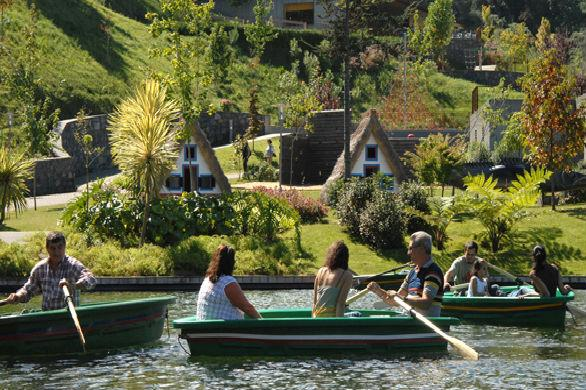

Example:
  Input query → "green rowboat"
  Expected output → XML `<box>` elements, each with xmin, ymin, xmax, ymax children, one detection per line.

<box><xmin>173</xmin><ymin>309</ymin><xmax>460</xmax><ymax>356</ymax></box>
<box><xmin>0</xmin><ymin>296</ymin><xmax>175</xmax><ymax>356</ymax></box>
<box><xmin>442</xmin><ymin>287</ymin><xmax>575</xmax><ymax>327</ymax></box>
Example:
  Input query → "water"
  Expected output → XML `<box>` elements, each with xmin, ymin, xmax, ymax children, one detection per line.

<box><xmin>1</xmin><ymin>290</ymin><xmax>585</xmax><ymax>389</ymax></box>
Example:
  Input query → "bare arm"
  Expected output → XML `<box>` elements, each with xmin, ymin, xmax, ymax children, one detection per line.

<box><xmin>312</xmin><ymin>269</ymin><xmax>322</xmax><ymax>312</ymax></box>
<box><xmin>529</xmin><ymin>271</ymin><xmax>550</xmax><ymax>297</ymax></box>
<box><xmin>335</xmin><ymin>271</ymin><xmax>353</xmax><ymax>317</ymax></box>
<box><xmin>443</xmin><ymin>269</ymin><xmax>455</xmax><ymax>288</ymax></box>
<box><xmin>225</xmin><ymin>283</ymin><xmax>262</xmax><ymax>319</ymax></box>
<box><xmin>469</xmin><ymin>277</ymin><xmax>482</xmax><ymax>297</ymax></box>
<box><xmin>556</xmin><ymin>270</ymin><xmax>572</xmax><ymax>296</ymax></box>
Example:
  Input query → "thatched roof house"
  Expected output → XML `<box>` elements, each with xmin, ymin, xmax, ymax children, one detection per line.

<box><xmin>321</xmin><ymin>109</ymin><xmax>406</xmax><ymax>201</ymax></box>
<box><xmin>162</xmin><ymin>121</ymin><xmax>231</xmax><ymax>195</ymax></box>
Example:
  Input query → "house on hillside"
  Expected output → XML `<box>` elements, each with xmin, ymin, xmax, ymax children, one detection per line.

<box><xmin>161</xmin><ymin>124</ymin><xmax>231</xmax><ymax>195</ymax></box>
<box><xmin>469</xmin><ymin>99</ymin><xmax>522</xmax><ymax>152</ymax></box>
<box><xmin>321</xmin><ymin>109</ymin><xmax>406</xmax><ymax>200</ymax></box>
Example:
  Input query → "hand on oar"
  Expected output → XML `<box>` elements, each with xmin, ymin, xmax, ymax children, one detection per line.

<box><xmin>61</xmin><ymin>281</ymin><xmax>86</xmax><ymax>353</ymax></box>
<box><xmin>393</xmin><ymin>296</ymin><xmax>479</xmax><ymax>361</ymax></box>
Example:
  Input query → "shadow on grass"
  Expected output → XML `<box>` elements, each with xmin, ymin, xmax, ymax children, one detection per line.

<box><xmin>0</xmin><ymin>225</ymin><xmax>17</xmax><ymax>232</ymax></box>
<box><xmin>36</xmin><ymin>0</ymin><xmax>128</xmax><ymax>78</ymax></box>
<box><xmin>558</xmin><ymin>206</ymin><xmax>586</xmax><ymax>221</ymax></box>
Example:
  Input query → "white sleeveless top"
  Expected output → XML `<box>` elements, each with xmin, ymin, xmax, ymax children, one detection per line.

<box><xmin>467</xmin><ymin>276</ymin><xmax>487</xmax><ymax>297</ymax></box>
<box><xmin>196</xmin><ymin>276</ymin><xmax>243</xmax><ymax>320</ymax></box>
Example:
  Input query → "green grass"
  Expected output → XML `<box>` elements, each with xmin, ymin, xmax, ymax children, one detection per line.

<box><xmin>215</xmin><ymin>138</ymin><xmax>281</xmax><ymax>176</ymax></box>
<box><xmin>0</xmin><ymin>205</ymin><xmax>64</xmax><ymax>232</ymax></box>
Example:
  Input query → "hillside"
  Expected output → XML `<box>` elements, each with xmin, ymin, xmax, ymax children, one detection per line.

<box><xmin>0</xmin><ymin>0</ymin><xmax>512</xmax><ymax>127</ymax></box>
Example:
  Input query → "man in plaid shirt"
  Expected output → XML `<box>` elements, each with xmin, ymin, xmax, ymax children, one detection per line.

<box><xmin>4</xmin><ymin>232</ymin><xmax>96</xmax><ymax>311</ymax></box>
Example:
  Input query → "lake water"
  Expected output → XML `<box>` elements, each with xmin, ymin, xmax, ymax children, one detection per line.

<box><xmin>1</xmin><ymin>290</ymin><xmax>585</xmax><ymax>389</ymax></box>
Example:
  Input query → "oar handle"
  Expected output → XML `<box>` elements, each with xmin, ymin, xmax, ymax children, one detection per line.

<box><xmin>345</xmin><ymin>288</ymin><xmax>370</xmax><ymax>305</ymax></box>
<box><xmin>485</xmin><ymin>263</ymin><xmax>529</xmax><ymax>285</ymax></box>
<box><xmin>62</xmin><ymin>285</ymin><xmax>86</xmax><ymax>352</ymax></box>
<box><xmin>0</xmin><ymin>299</ymin><xmax>9</xmax><ymax>307</ymax></box>
<box><xmin>393</xmin><ymin>296</ymin><xmax>479</xmax><ymax>361</ymax></box>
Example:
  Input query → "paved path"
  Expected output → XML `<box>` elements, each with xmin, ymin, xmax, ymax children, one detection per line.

<box><xmin>0</xmin><ymin>231</ymin><xmax>39</xmax><ymax>243</ymax></box>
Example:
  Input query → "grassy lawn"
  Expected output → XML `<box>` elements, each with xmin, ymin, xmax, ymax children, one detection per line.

<box><xmin>0</xmin><ymin>205</ymin><xmax>64</xmax><ymax>232</ymax></box>
<box><xmin>215</xmin><ymin>138</ymin><xmax>281</xmax><ymax>176</ymax></box>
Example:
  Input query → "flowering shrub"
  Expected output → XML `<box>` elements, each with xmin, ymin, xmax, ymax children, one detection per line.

<box><xmin>253</xmin><ymin>186</ymin><xmax>328</xmax><ymax>224</ymax></box>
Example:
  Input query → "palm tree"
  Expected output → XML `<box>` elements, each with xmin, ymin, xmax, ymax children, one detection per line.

<box><xmin>0</xmin><ymin>147</ymin><xmax>33</xmax><ymax>225</ymax></box>
<box><xmin>109</xmin><ymin>79</ymin><xmax>180</xmax><ymax>246</ymax></box>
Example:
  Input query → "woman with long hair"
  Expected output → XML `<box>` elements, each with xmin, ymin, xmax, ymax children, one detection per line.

<box><xmin>196</xmin><ymin>244</ymin><xmax>261</xmax><ymax>320</ymax></box>
<box><xmin>530</xmin><ymin>245</ymin><xmax>573</xmax><ymax>297</ymax></box>
<box><xmin>312</xmin><ymin>240</ymin><xmax>353</xmax><ymax>318</ymax></box>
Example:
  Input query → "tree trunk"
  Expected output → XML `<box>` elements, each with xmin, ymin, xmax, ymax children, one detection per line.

<box><xmin>550</xmin><ymin>173</ymin><xmax>556</xmax><ymax>211</ymax></box>
<box><xmin>139</xmin><ymin>194</ymin><xmax>150</xmax><ymax>247</ymax></box>
<box><xmin>441</xmin><ymin>184</ymin><xmax>445</xmax><ymax>197</ymax></box>
<box><xmin>33</xmin><ymin>168</ymin><xmax>37</xmax><ymax>211</ymax></box>
<box><xmin>289</xmin><ymin>133</ymin><xmax>296</xmax><ymax>189</ymax></box>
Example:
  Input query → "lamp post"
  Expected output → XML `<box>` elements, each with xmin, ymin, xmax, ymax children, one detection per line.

<box><xmin>278</xmin><ymin>104</ymin><xmax>285</xmax><ymax>191</ymax></box>
<box><xmin>229</xmin><ymin>119</ymin><xmax>233</xmax><ymax>143</ymax></box>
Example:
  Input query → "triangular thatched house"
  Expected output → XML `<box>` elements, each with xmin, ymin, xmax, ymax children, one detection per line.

<box><xmin>321</xmin><ymin>109</ymin><xmax>406</xmax><ymax>200</ymax></box>
<box><xmin>161</xmin><ymin>122</ymin><xmax>231</xmax><ymax>195</ymax></box>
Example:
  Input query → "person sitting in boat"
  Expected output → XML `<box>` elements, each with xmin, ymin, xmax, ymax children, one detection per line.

<box><xmin>368</xmin><ymin>231</ymin><xmax>444</xmax><ymax>317</ymax></box>
<box><xmin>443</xmin><ymin>241</ymin><xmax>487</xmax><ymax>291</ymax></box>
<box><xmin>466</xmin><ymin>260</ymin><xmax>489</xmax><ymax>297</ymax></box>
<box><xmin>529</xmin><ymin>245</ymin><xmax>573</xmax><ymax>298</ymax></box>
<box><xmin>196</xmin><ymin>244</ymin><xmax>262</xmax><ymax>320</ymax></box>
<box><xmin>312</xmin><ymin>240</ymin><xmax>354</xmax><ymax>318</ymax></box>
<box><xmin>3</xmin><ymin>231</ymin><xmax>96</xmax><ymax>311</ymax></box>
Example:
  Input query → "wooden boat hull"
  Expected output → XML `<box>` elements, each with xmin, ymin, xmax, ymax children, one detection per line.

<box><xmin>442</xmin><ymin>288</ymin><xmax>574</xmax><ymax>327</ymax></box>
<box><xmin>174</xmin><ymin>309</ymin><xmax>460</xmax><ymax>356</ymax></box>
<box><xmin>0</xmin><ymin>296</ymin><xmax>175</xmax><ymax>356</ymax></box>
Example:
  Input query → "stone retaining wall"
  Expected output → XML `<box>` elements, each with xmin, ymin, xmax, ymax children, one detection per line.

<box><xmin>25</xmin><ymin>157</ymin><xmax>76</xmax><ymax>196</ymax></box>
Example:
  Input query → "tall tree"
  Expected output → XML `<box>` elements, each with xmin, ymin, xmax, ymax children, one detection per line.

<box><xmin>409</xmin><ymin>0</ymin><xmax>456</xmax><ymax>64</ymax></box>
<box><xmin>109</xmin><ymin>79</ymin><xmax>181</xmax><ymax>246</ymax></box>
<box><xmin>498</xmin><ymin>22</ymin><xmax>531</xmax><ymax>71</ymax></box>
<box><xmin>519</xmin><ymin>18</ymin><xmax>586</xmax><ymax>210</ymax></box>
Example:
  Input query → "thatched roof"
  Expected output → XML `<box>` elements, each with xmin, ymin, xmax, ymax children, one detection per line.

<box><xmin>185</xmin><ymin>120</ymin><xmax>231</xmax><ymax>194</ymax></box>
<box><xmin>321</xmin><ymin>109</ymin><xmax>406</xmax><ymax>201</ymax></box>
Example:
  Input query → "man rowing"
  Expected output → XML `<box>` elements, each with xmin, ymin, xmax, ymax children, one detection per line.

<box><xmin>368</xmin><ymin>231</ymin><xmax>444</xmax><ymax>316</ymax></box>
<box><xmin>443</xmin><ymin>241</ymin><xmax>487</xmax><ymax>291</ymax></box>
<box><xmin>3</xmin><ymin>232</ymin><xmax>96</xmax><ymax>311</ymax></box>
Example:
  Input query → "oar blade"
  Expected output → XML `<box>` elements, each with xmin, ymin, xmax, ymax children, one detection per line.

<box><xmin>445</xmin><ymin>335</ymin><xmax>479</xmax><ymax>361</ymax></box>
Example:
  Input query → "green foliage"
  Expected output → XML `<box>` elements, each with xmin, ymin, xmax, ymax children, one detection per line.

<box><xmin>243</xmin><ymin>0</ymin><xmax>277</xmax><ymax>59</ymax></box>
<box><xmin>358</xmin><ymin>191</ymin><xmax>406</xmax><ymax>250</ymax></box>
<box><xmin>411</xmin><ymin>197</ymin><xmax>461</xmax><ymax>250</ymax></box>
<box><xmin>409</xmin><ymin>0</ymin><xmax>456</xmax><ymax>62</ymax></box>
<box><xmin>398</xmin><ymin>180</ymin><xmax>432</xmax><ymax>234</ymax></box>
<box><xmin>462</xmin><ymin>167</ymin><xmax>552</xmax><ymax>252</ymax></box>
<box><xmin>497</xmin><ymin>22</ymin><xmax>531</xmax><ymax>70</ymax></box>
<box><xmin>253</xmin><ymin>186</ymin><xmax>328</xmax><ymax>224</ymax></box>
<box><xmin>244</xmin><ymin>161</ymin><xmax>279</xmax><ymax>182</ymax></box>
<box><xmin>0</xmin><ymin>147</ymin><xmax>33</xmax><ymax>224</ymax></box>
<box><xmin>0</xmin><ymin>240</ymin><xmax>38</xmax><ymax>277</ymax></box>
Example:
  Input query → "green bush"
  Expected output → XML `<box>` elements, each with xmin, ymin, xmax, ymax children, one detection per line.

<box><xmin>0</xmin><ymin>242</ymin><xmax>39</xmax><ymax>277</ymax></box>
<box><xmin>168</xmin><ymin>235</ymin><xmax>224</xmax><ymax>275</ymax></box>
<box><xmin>324</xmin><ymin>177</ymin><xmax>348</xmax><ymax>208</ymax></box>
<box><xmin>359</xmin><ymin>191</ymin><xmax>406</xmax><ymax>250</ymax></box>
<box><xmin>244</xmin><ymin>162</ymin><xmax>279</xmax><ymax>181</ymax></box>
<box><xmin>399</xmin><ymin>181</ymin><xmax>432</xmax><ymax>234</ymax></box>
<box><xmin>335</xmin><ymin>177</ymin><xmax>379</xmax><ymax>236</ymax></box>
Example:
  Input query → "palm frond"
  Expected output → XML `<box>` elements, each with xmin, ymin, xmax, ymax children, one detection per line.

<box><xmin>0</xmin><ymin>149</ymin><xmax>34</xmax><ymax>221</ymax></box>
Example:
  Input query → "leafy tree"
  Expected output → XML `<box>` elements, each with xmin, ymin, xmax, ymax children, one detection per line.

<box><xmin>0</xmin><ymin>0</ymin><xmax>13</xmax><ymax>40</ymax></box>
<box><xmin>409</xmin><ymin>0</ymin><xmax>456</xmax><ymax>64</ymax></box>
<box><xmin>519</xmin><ymin>18</ymin><xmax>586</xmax><ymax>210</ymax></box>
<box><xmin>244</xmin><ymin>0</ymin><xmax>277</xmax><ymax>60</ymax></box>
<box><xmin>409</xmin><ymin>197</ymin><xmax>460</xmax><ymax>250</ymax></box>
<box><xmin>244</xmin><ymin>86</ymin><xmax>262</xmax><ymax>151</ymax></box>
<box><xmin>462</xmin><ymin>167</ymin><xmax>551</xmax><ymax>252</ymax></box>
<box><xmin>0</xmin><ymin>147</ymin><xmax>33</xmax><ymax>225</ymax></box>
<box><xmin>109</xmin><ymin>79</ymin><xmax>181</xmax><ymax>247</ymax></box>
<box><xmin>498</xmin><ymin>22</ymin><xmax>531</xmax><ymax>71</ymax></box>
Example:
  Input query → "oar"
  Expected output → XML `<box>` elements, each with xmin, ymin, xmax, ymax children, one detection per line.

<box><xmin>0</xmin><ymin>299</ymin><xmax>9</xmax><ymax>307</ymax></box>
<box><xmin>353</xmin><ymin>263</ymin><xmax>412</xmax><ymax>284</ymax></box>
<box><xmin>346</xmin><ymin>288</ymin><xmax>370</xmax><ymax>305</ymax></box>
<box><xmin>62</xmin><ymin>285</ymin><xmax>86</xmax><ymax>352</ymax></box>
<box><xmin>393</xmin><ymin>296</ymin><xmax>479</xmax><ymax>361</ymax></box>
<box><xmin>486</xmin><ymin>262</ymin><xmax>586</xmax><ymax>320</ymax></box>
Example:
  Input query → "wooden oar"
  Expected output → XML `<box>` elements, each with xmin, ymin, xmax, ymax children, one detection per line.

<box><xmin>62</xmin><ymin>285</ymin><xmax>86</xmax><ymax>353</ymax></box>
<box><xmin>486</xmin><ymin>262</ymin><xmax>586</xmax><ymax>320</ymax></box>
<box><xmin>345</xmin><ymin>288</ymin><xmax>370</xmax><ymax>305</ymax></box>
<box><xmin>393</xmin><ymin>296</ymin><xmax>479</xmax><ymax>360</ymax></box>
<box><xmin>353</xmin><ymin>263</ymin><xmax>412</xmax><ymax>282</ymax></box>
<box><xmin>0</xmin><ymin>299</ymin><xmax>9</xmax><ymax>307</ymax></box>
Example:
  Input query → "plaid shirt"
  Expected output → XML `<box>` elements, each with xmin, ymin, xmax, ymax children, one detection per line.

<box><xmin>16</xmin><ymin>255</ymin><xmax>96</xmax><ymax>311</ymax></box>
<box><xmin>196</xmin><ymin>276</ymin><xmax>243</xmax><ymax>320</ymax></box>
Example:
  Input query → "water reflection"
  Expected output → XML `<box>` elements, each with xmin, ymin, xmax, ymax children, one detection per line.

<box><xmin>0</xmin><ymin>290</ymin><xmax>584</xmax><ymax>389</ymax></box>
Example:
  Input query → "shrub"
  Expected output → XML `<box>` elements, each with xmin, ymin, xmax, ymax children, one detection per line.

<box><xmin>0</xmin><ymin>241</ymin><xmax>39</xmax><ymax>277</ymax></box>
<box><xmin>324</xmin><ymin>177</ymin><xmax>348</xmax><ymax>207</ymax></box>
<box><xmin>399</xmin><ymin>180</ymin><xmax>432</xmax><ymax>234</ymax></box>
<box><xmin>335</xmin><ymin>177</ymin><xmax>379</xmax><ymax>236</ymax></box>
<box><xmin>359</xmin><ymin>191</ymin><xmax>406</xmax><ymax>250</ymax></box>
<box><xmin>245</xmin><ymin>162</ymin><xmax>279</xmax><ymax>181</ymax></box>
<box><xmin>168</xmin><ymin>235</ymin><xmax>225</xmax><ymax>275</ymax></box>
<box><xmin>252</xmin><ymin>186</ymin><xmax>328</xmax><ymax>224</ymax></box>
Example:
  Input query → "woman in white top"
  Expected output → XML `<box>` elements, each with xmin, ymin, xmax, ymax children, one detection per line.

<box><xmin>196</xmin><ymin>244</ymin><xmax>261</xmax><ymax>320</ymax></box>
<box><xmin>467</xmin><ymin>259</ymin><xmax>489</xmax><ymax>297</ymax></box>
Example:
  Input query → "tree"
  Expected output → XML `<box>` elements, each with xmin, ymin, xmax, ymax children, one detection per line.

<box><xmin>498</xmin><ymin>22</ymin><xmax>531</xmax><ymax>71</ymax></box>
<box><xmin>0</xmin><ymin>147</ymin><xmax>33</xmax><ymax>225</ymax></box>
<box><xmin>409</xmin><ymin>197</ymin><xmax>460</xmax><ymax>250</ymax></box>
<box><xmin>409</xmin><ymin>0</ymin><xmax>456</xmax><ymax>64</ymax></box>
<box><xmin>109</xmin><ymin>79</ymin><xmax>181</xmax><ymax>247</ymax></box>
<box><xmin>74</xmin><ymin>109</ymin><xmax>104</xmax><ymax>225</ymax></box>
<box><xmin>462</xmin><ymin>167</ymin><xmax>551</xmax><ymax>252</ymax></box>
<box><xmin>519</xmin><ymin>18</ymin><xmax>586</xmax><ymax>210</ymax></box>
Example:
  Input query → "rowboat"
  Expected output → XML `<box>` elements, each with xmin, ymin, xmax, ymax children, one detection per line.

<box><xmin>353</xmin><ymin>270</ymin><xmax>407</xmax><ymax>291</ymax></box>
<box><xmin>441</xmin><ymin>286</ymin><xmax>575</xmax><ymax>327</ymax></box>
<box><xmin>173</xmin><ymin>309</ymin><xmax>460</xmax><ymax>356</ymax></box>
<box><xmin>0</xmin><ymin>296</ymin><xmax>175</xmax><ymax>356</ymax></box>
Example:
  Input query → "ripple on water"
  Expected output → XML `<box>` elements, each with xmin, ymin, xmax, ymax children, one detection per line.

<box><xmin>0</xmin><ymin>290</ymin><xmax>585</xmax><ymax>389</ymax></box>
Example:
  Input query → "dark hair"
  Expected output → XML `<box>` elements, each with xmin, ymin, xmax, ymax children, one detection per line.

<box><xmin>532</xmin><ymin>245</ymin><xmax>547</xmax><ymax>271</ymax></box>
<box><xmin>464</xmin><ymin>241</ymin><xmax>478</xmax><ymax>252</ymax></box>
<box><xmin>324</xmin><ymin>240</ymin><xmax>349</xmax><ymax>270</ymax></box>
<box><xmin>46</xmin><ymin>231</ymin><xmax>66</xmax><ymax>246</ymax></box>
<box><xmin>205</xmin><ymin>244</ymin><xmax>236</xmax><ymax>283</ymax></box>
<box><xmin>472</xmin><ymin>259</ymin><xmax>485</xmax><ymax>277</ymax></box>
<box><xmin>267</xmin><ymin>139</ymin><xmax>272</xmax><ymax>144</ymax></box>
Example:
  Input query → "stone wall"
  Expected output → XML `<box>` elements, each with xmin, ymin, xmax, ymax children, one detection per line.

<box><xmin>25</xmin><ymin>157</ymin><xmax>76</xmax><ymax>195</ymax></box>
<box><xmin>280</xmin><ymin>134</ymin><xmax>310</xmax><ymax>185</ymax></box>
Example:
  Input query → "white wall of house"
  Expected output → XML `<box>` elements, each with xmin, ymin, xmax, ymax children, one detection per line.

<box><xmin>161</xmin><ymin>139</ymin><xmax>221</xmax><ymax>195</ymax></box>
<box><xmin>350</xmin><ymin>134</ymin><xmax>397</xmax><ymax>190</ymax></box>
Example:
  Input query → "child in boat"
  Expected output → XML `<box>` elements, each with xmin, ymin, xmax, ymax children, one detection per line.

<box><xmin>312</xmin><ymin>240</ymin><xmax>354</xmax><ymax>318</ymax></box>
<box><xmin>467</xmin><ymin>260</ymin><xmax>489</xmax><ymax>297</ymax></box>
<box><xmin>196</xmin><ymin>244</ymin><xmax>261</xmax><ymax>320</ymax></box>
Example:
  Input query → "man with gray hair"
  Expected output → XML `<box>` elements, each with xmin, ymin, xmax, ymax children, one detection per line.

<box><xmin>368</xmin><ymin>231</ymin><xmax>444</xmax><ymax>316</ymax></box>
<box><xmin>3</xmin><ymin>232</ymin><xmax>96</xmax><ymax>311</ymax></box>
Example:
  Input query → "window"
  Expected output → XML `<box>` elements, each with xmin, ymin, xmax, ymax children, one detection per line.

<box><xmin>284</xmin><ymin>2</ymin><xmax>314</xmax><ymax>25</ymax></box>
<box><xmin>165</xmin><ymin>175</ymin><xmax>182</xmax><ymax>191</ymax></box>
<box><xmin>198</xmin><ymin>175</ymin><xmax>216</xmax><ymax>190</ymax></box>
<box><xmin>365</xmin><ymin>144</ymin><xmax>378</xmax><ymax>161</ymax></box>
<box><xmin>364</xmin><ymin>164</ymin><xmax>380</xmax><ymax>177</ymax></box>
<box><xmin>184</xmin><ymin>144</ymin><xmax>197</xmax><ymax>161</ymax></box>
